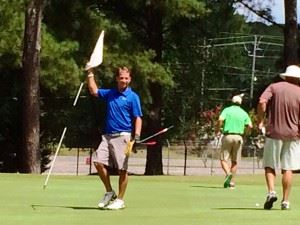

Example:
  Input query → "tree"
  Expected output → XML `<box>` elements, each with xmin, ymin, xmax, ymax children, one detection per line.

<box><xmin>163</xmin><ymin>0</ymin><xmax>252</xmax><ymax>136</ymax></box>
<box><xmin>73</xmin><ymin>0</ymin><xmax>175</xmax><ymax>175</ymax></box>
<box><xmin>234</xmin><ymin>0</ymin><xmax>279</xmax><ymax>25</ymax></box>
<box><xmin>283</xmin><ymin>0</ymin><xmax>298</xmax><ymax>66</ymax></box>
<box><xmin>93</xmin><ymin>0</ymin><xmax>254</xmax><ymax>174</ymax></box>
<box><xmin>235</xmin><ymin>0</ymin><xmax>299</xmax><ymax>66</ymax></box>
<box><xmin>110</xmin><ymin>0</ymin><xmax>206</xmax><ymax>175</ymax></box>
<box><xmin>1</xmin><ymin>0</ymin><xmax>290</xmax><ymax>174</ymax></box>
<box><xmin>0</xmin><ymin>0</ymin><xmax>24</xmax><ymax>172</ymax></box>
<box><xmin>20</xmin><ymin>0</ymin><xmax>44</xmax><ymax>173</ymax></box>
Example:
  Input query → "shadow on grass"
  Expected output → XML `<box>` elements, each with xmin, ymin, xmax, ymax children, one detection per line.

<box><xmin>190</xmin><ymin>185</ymin><xmax>223</xmax><ymax>189</ymax></box>
<box><xmin>31</xmin><ymin>204</ymin><xmax>100</xmax><ymax>210</ymax></box>
<box><xmin>213</xmin><ymin>207</ymin><xmax>281</xmax><ymax>211</ymax></box>
<box><xmin>213</xmin><ymin>207</ymin><xmax>267</xmax><ymax>210</ymax></box>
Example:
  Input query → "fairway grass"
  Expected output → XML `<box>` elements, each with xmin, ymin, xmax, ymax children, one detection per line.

<box><xmin>1</xmin><ymin>173</ymin><xmax>300</xmax><ymax>225</ymax></box>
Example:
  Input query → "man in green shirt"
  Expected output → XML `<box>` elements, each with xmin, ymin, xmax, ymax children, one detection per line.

<box><xmin>215</xmin><ymin>95</ymin><xmax>252</xmax><ymax>188</ymax></box>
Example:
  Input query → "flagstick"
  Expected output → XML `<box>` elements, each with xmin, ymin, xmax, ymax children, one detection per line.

<box><xmin>73</xmin><ymin>82</ymin><xmax>84</xmax><ymax>106</ymax></box>
<box><xmin>43</xmin><ymin>127</ymin><xmax>67</xmax><ymax>189</ymax></box>
<box><xmin>43</xmin><ymin>30</ymin><xmax>104</xmax><ymax>189</ymax></box>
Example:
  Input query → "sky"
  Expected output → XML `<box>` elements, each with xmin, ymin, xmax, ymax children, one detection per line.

<box><xmin>272</xmin><ymin>0</ymin><xmax>285</xmax><ymax>23</ymax></box>
<box><xmin>236</xmin><ymin>0</ymin><xmax>300</xmax><ymax>24</ymax></box>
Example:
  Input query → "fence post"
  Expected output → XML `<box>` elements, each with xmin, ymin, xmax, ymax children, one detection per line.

<box><xmin>183</xmin><ymin>140</ymin><xmax>187</xmax><ymax>176</ymax></box>
<box><xmin>166</xmin><ymin>139</ymin><xmax>170</xmax><ymax>175</ymax></box>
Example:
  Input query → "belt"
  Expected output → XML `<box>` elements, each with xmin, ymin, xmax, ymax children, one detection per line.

<box><xmin>107</xmin><ymin>132</ymin><xmax>131</xmax><ymax>137</ymax></box>
<box><xmin>224</xmin><ymin>132</ymin><xmax>243</xmax><ymax>136</ymax></box>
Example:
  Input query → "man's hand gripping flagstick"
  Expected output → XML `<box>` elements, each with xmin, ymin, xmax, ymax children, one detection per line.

<box><xmin>43</xmin><ymin>30</ymin><xmax>105</xmax><ymax>190</ymax></box>
<box><xmin>125</xmin><ymin>125</ymin><xmax>174</xmax><ymax>156</ymax></box>
<box><xmin>73</xmin><ymin>31</ymin><xmax>104</xmax><ymax>106</ymax></box>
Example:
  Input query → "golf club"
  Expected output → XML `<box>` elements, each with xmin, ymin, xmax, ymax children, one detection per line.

<box><xmin>126</xmin><ymin>126</ymin><xmax>173</xmax><ymax>155</ymax></box>
<box><xmin>137</xmin><ymin>125</ymin><xmax>174</xmax><ymax>144</ymax></box>
<box><xmin>211</xmin><ymin>135</ymin><xmax>221</xmax><ymax>175</ymax></box>
<box><xmin>138</xmin><ymin>141</ymin><xmax>157</xmax><ymax>146</ymax></box>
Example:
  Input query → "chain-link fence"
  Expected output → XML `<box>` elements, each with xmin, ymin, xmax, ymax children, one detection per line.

<box><xmin>44</xmin><ymin>137</ymin><xmax>265</xmax><ymax>176</ymax></box>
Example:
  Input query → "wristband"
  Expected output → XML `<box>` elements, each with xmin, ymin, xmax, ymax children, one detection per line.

<box><xmin>87</xmin><ymin>73</ymin><xmax>94</xmax><ymax>78</ymax></box>
<box><xmin>134</xmin><ymin>134</ymin><xmax>140</xmax><ymax>142</ymax></box>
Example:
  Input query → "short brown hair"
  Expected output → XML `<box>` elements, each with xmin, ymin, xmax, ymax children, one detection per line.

<box><xmin>119</xmin><ymin>66</ymin><xmax>130</xmax><ymax>73</ymax></box>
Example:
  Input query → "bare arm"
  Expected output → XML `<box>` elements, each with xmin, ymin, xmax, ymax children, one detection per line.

<box><xmin>245</xmin><ymin>123</ymin><xmax>253</xmax><ymax>134</ymax></box>
<box><xmin>86</xmin><ymin>69</ymin><xmax>98</xmax><ymax>97</ymax></box>
<box><xmin>215</xmin><ymin>119</ymin><xmax>223</xmax><ymax>136</ymax></box>
<box><xmin>257</xmin><ymin>100</ymin><xmax>267</xmax><ymax>129</ymax></box>
<box><xmin>134</xmin><ymin>117</ymin><xmax>142</xmax><ymax>137</ymax></box>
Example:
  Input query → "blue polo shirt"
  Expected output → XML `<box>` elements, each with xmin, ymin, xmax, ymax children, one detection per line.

<box><xmin>97</xmin><ymin>87</ymin><xmax>142</xmax><ymax>134</ymax></box>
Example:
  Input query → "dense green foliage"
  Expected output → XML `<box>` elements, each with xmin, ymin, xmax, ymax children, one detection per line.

<box><xmin>0</xmin><ymin>0</ymin><xmax>285</xmax><ymax>172</ymax></box>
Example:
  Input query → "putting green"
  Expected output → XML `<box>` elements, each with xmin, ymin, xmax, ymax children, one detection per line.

<box><xmin>1</xmin><ymin>173</ymin><xmax>300</xmax><ymax>225</ymax></box>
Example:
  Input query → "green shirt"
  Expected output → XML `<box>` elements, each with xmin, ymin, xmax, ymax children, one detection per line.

<box><xmin>219</xmin><ymin>105</ymin><xmax>252</xmax><ymax>134</ymax></box>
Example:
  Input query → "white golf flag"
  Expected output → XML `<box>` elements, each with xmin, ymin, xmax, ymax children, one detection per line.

<box><xmin>85</xmin><ymin>30</ymin><xmax>105</xmax><ymax>70</ymax></box>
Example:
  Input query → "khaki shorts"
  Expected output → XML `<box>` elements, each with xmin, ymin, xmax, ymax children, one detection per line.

<box><xmin>263</xmin><ymin>137</ymin><xmax>300</xmax><ymax>170</ymax></box>
<box><xmin>93</xmin><ymin>134</ymin><xmax>131</xmax><ymax>170</ymax></box>
<box><xmin>220</xmin><ymin>134</ymin><xmax>243</xmax><ymax>162</ymax></box>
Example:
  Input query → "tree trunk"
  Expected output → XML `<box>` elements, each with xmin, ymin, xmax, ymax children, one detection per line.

<box><xmin>20</xmin><ymin>0</ymin><xmax>43</xmax><ymax>173</ymax></box>
<box><xmin>145</xmin><ymin>84</ymin><xmax>164</xmax><ymax>175</ymax></box>
<box><xmin>284</xmin><ymin>0</ymin><xmax>298</xmax><ymax>66</ymax></box>
<box><xmin>144</xmin><ymin>0</ymin><xmax>164</xmax><ymax>175</ymax></box>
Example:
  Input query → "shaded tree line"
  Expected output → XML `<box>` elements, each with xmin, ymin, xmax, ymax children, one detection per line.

<box><xmin>0</xmin><ymin>0</ymin><xmax>298</xmax><ymax>174</ymax></box>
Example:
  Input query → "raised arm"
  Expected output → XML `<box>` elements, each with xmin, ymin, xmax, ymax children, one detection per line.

<box><xmin>86</xmin><ymin>69</ymin><xmax>98</xmax><ymax>97</ymax></box>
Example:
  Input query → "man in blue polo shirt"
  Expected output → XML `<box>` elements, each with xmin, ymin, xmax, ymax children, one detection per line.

<box><xmin>87</xmin><ymin>66</ymin><xmax>142</xmax><ymax>210</ymax></box>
